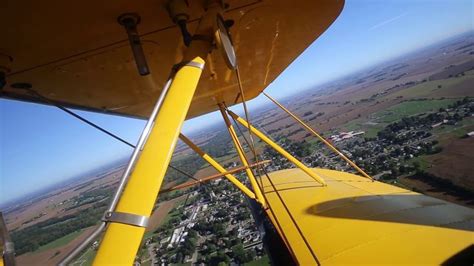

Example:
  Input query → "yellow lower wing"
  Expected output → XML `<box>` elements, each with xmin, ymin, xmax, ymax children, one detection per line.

<box><xmin>263</xmin><ymin>168</ymin><xmax>474</xmax><ymax>265</ymax></box>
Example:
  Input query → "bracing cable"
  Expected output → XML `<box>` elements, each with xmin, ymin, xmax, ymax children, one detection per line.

<box><xmin>232</xmin><ymin>66</ymin><xmax>321</xmax><ymax>263</ymax></box>
<box><xmin>231</xmin><ymin>68</ymin><xmax>318</xmax><ymax>263</ymax></box>
<box><xmin>20</xmin><ymin>87</ymin><xmax>198</xmax><ymax>182</ymax></box>
<box><xmin>234</xmin><ymin>67</ymin><xmax>264</xmax><ymax>179</ymax></box>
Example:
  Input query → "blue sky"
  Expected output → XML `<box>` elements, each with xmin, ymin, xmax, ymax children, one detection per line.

<box><xmin>0</xmin><ymin>0</ymin><xmax>472</xmax><ymax>205</ymax></box>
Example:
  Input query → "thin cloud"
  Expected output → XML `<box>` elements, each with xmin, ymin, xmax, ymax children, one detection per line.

<box><xmin>369</xmin><ymin>12</ymin><xmax>409</xmax><ymax>31</ymax></box>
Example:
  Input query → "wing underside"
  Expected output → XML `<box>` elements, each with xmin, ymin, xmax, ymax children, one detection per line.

<box><xmin>1</xmin><ymin>0</ymin><xmax>344</xmax><ymax>120</ymax></box>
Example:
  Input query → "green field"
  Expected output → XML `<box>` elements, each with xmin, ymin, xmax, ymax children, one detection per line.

<box><xmin>402</xmin><ymin>116</ymin><xmax>474</xmax><ymax>174</ymax></box>
<box><xmin>373</xmin><ymin>99</ymin><xmax>457</xmax><ymax>123</ymax></box>
<box><xmin>431</xmin><ymin>117</ymin><xmax>474</xmax><ymax>142</ymax></box>
<box><xmin>341</xmin><ymin>118</ymin><xmax>384</xmax><ymax>138</ymax></box>
<box><xmin>386</xmin><ymin>70</ymin><xmax>474</xmax><ymax>99</ymax></box>
<box><xmin>407</xmin><ymin>156</ymin><xmax>432</xmax><ymax>172</ymax></box>
<box><xmin>35</xmin><ymin>229</ymin><xmax>85</xmax><ymax>253</ymax></box>
<box><xmin>245</xmin><ymin>255</ymin><xmax>270</xmax><ymax>266</ymax></box>
<box><xmin>141</xmin><ymin>260</ymin><xmax>152</xmax><ymax>266</ymax></box>
<box><xmin>143</xmin><ymin>195</ymin><xmax>189</xmax><ymax>241</ymax></box>
<box><xmin>73</xmin><ymin>248</ymin><xmax>96</xmax><ymax>266</ymax></box>
<box><xmin>339</xmin><ymin>98</ymin><xmax>462</xmax><ymax>138</ymax></box>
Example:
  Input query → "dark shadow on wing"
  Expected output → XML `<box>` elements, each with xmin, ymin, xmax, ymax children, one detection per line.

<box><xmin>442</xmin><ymin>244</ymin><xmax>474</xmax><ymax>265</ymax></box>
<box><xmin>305</xmin><ymin>194</ymin><xmax>474</xmax><ymax>232</ymax></box>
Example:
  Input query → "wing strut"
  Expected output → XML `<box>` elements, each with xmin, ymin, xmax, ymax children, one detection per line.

<box><xmin>227</xmin><ymin>110</ymin><xmax>327</xmax><ymax>186</ymax></box>
<box><xmin>218</xmin><ymin>103</ymin><xmax>267</xmax><ymax>207</ymax></box>
<box><xmin>92</xmin><ymin>58</ymin><xmax>204</xmax><ymax>265</ymax></box>
<box><xmin>160</xmin><ymin>160</ymin><xmax>271</xmax><ymax>193</ymax></box>
<box><xmin>178</xmin><ymin>133</ymin><xmax>257</xmax><ymax>200</ymax></box>
<box><xmin>59</xmin><ymin>72</ymin><xmax>177</xmax><ymax>265</ymax></box>
<box><xmin>0</xmin><ymin>212</ymin><xmax>16</xmax><ymax>266</ymax></box>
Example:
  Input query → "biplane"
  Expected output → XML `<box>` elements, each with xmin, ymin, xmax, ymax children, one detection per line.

<box><xmin>1</xmin><ymin>0</ymin><xmax>473</xmax><ymax>265</ymax></box>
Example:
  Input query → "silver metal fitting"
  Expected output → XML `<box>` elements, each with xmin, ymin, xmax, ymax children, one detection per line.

<box><xmin>103</xmin><ymin>211</ymin><xmax>149</xmax><ymax>228</ymax></box>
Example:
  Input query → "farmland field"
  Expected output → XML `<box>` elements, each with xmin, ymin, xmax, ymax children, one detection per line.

<box><xmin>374</xmin><ymin>99</ymin><xmax>458</xmax><ymax>123</ymax></box>
<box><xmin>339</xmin><ymin>98</ymin><xmax>462</xmax><ymax>138</ymax></box>
<box><xmin>35</xmin><ymin>229</ymin><xmax>85</xmax><ymax>253</ymax></box>
<box><xmin>387</xmin><ymin>70</ymin><xmax>474</xmax><ymax>99</ymax></box>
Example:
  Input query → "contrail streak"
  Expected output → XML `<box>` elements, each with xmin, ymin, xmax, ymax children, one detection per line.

<box><xmin>369</xmin><ymin>12</ymin><xmax>409</xmax><ymax>31</ymax></box>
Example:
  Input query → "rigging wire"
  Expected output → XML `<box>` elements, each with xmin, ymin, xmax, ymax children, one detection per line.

<box><xmin>20</xmin><ymin>76</ymin><xmax>319</xmax><ymax>263</ymax></box>
<box><xmin>232</xmin><ymin>114</ymin><xmax>312</xmax><ymax>264</ymax></box>
<box><xmin>234</xmin><ymin>67</ymin><xmax>262</xmax><ymax>168</ymax></box>
<box><xmin>230</xmin><ymin>66</ymin><xmax>269</xmax><ymax>191</ymax></box>
<box><xmin>20</xmin><ymin>87</ymin><xmax>198</xmax><ymax>182</ymax></box>
<box><xmin>224</xmin><ymin>102</ymin><xmax>264</xmax><ymax>190</ymax></box>
<box><xmin>26</xmin><ymin>88</ymin><xmax>137</xmax><ymax>148</ymax></box>
<box><xmin>231</xmin><ymin>69</ymin><xmax>314</xmax><ymax>263</ymax></box>
<box><xmin>232</xmin><ymin>112</ymin><xmax>320</xmax><ymax>262</ymax></box>
<box><xmin>230</xmin><ymin>112</ymin><xmax>303</xmax><ymax>263</ymax></box>
<box><xmin>261</xmin><ymin>164</ymin><xmax>321</xmax><ymax>264</ymax></box>
<box><xmin>231</xmin><ymin>68</ymin><xmax>320</xmax><ymax>264</ymax></box>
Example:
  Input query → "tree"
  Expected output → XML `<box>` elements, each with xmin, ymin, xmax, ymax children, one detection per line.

<box><xmin>209</xmin><ymin>251</ymin><xmax>230</xmax><ymax>265</ymax></box>
<box><xmin>180</xmin><ymin>236</ymin><xmax>197</xmax><ymax>256</ymax></box>
<box><xmin>232</xmin><ymin>244</ymin><xmax>255</xmax><ymax>263</ymax></box>
<box><xmin>391</xmin><ymin>167</ymin><xmax>400</xmax><ymax>178</ymax></box>
<box><xmin>413</xmin><ymin>161</ymin><xmax>421</xmax><ymax>171</ymax></box>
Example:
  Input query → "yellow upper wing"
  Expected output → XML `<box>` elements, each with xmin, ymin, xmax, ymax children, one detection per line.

<box><xmin>1</xmin><ymin>0</ymin><xmax>344</xmax><ymax>119</ymax></box>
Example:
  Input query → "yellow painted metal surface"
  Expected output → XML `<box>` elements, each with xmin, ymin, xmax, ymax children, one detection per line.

<box><xmin>263</xmin><ymin>168</ymin><xmax>474</xmax><ymax>265</ymax></box>
<box><xmin>93</xmin><ymin>57</ymin><xmax>204</xmax><ymax>265</ymax></box>
<box><xmin>1</xmin><ymin>0</ymin><xmax>344</xmax><ymax>119</ymax></box>
<box><xmin>219</xmin><ymin>104</ymin><xmax>266</xmax><ymax>206</ymax></box>
<box><xmin>227</xmin><ymin>110</ymin><xmax>327</xmax><ymax>186</ymax></box>
<box><xmin>179</xmin><ymin>134</ymin><xmax>256</xmax><ymax>200</ymax></box>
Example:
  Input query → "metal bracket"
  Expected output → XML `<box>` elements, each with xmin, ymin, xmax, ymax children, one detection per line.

<box><xmin>3</xmin><ymin>241</ymin><xmax>14</xmax><ymax>253</ymax></box>
<box><xmin>186</xmin><ymin>61</ymin><xmax>205</xmax><ymax>69</ymax></box>
<box><xmin>173</xmin><ymin>61</ymin><xmax>205</xmax><ymax>71</ymax></box>
<box><xmin>102</xmin><ymin>211</ymin><xmax>149</xmax><ymax>228</ymax></box>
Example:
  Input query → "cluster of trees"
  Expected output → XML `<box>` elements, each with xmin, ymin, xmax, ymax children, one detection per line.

<box><xmin>316</xmin><ymin>101</ymin><xmax>339</xmax><ymax>105</ymax></box>
<box><xmin>203</xmin><ymin>251</ymin><xmax>230</xmax><ymax>265</ymax></box>
<box><xmin>232</xmin><ymin>244</ymin><xmax>256</xmax><ymax>264</ymax></box>
<box><xmin>308</xmin><ymin>112</ymin><xmax>325</xmax><ymax>121</ymax></box>
<box><xmin>378</xmin><ymin>115</ymin><xmax>440</xmax><ymax>140</ymax></box>
<box><xmin>264</xmin><ymin>138</ymin><xmax>312</xmax><ymax>159</ymax></box>
<box><xmin>379</xmin><ymin>97</ymin><xmax>472</xmax><ymax>141</ymax></box>
<box><xmin>157</xmin><ymin>189</ymin><xmax>187</xmax><ymax>203</ymax></box>
<box><xmin>287</xmin><ymin>128</ymin><xmax>304</xmax><ymax>137</ymax></box>
<box><xmin>410</xmin><ymin>170</ymin><xmax>474</xmax><ymax>197</ymax></box>
<box><xmin>195</xmin><ymin>237</ymin><xmax>256</xmax><ymax>265</ymax></box>
<box><xmin>12</xmin><ymin>200</ymin><xmax>107</xmax><ymax>255</ymax></box>
<box><xmin>194</xmin><ymin>220</ymin><xmax>227</xmax><ymax>237</ymax></box>
<box><xmin>447</xmin><ymin>97</ymin><xmax>472</xmax><ymax>109</ymax></box>
<box><xmin>266</xmin><ymin>128</ymin><xmax>282</xmax><ymax>134</ymax></box>
<box><xmin>64</xmin><ymin>187</ymin><xmax>112</xmax><ymax>211</ymax></box>
<box><xmin>289</xmin><ymin>140</ymin><xmax>312</xmax><ymax>158</ymax></box>
<box><xmin>164</xmin><ymin>154</ymin><xmax>205</xmax><ymax>185</ymax></box>
<box><xmin>202</xmin><ymin>130</ymin><xmax>235</xmax><ymax>158</ymax></box>
<box><xmin>361</xmin><ymin>99</ymin><xmax>474</xmax><ymax>177</ymax></box>
<box><xmin>377</xmin><ymin>98</ymin><xmax>473</xmax><ymax>145</ymax></box>
<box><xmin>176</xmin><ymin>229</ymin><xmax>198</xmax><ymax>258</ymax></box>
